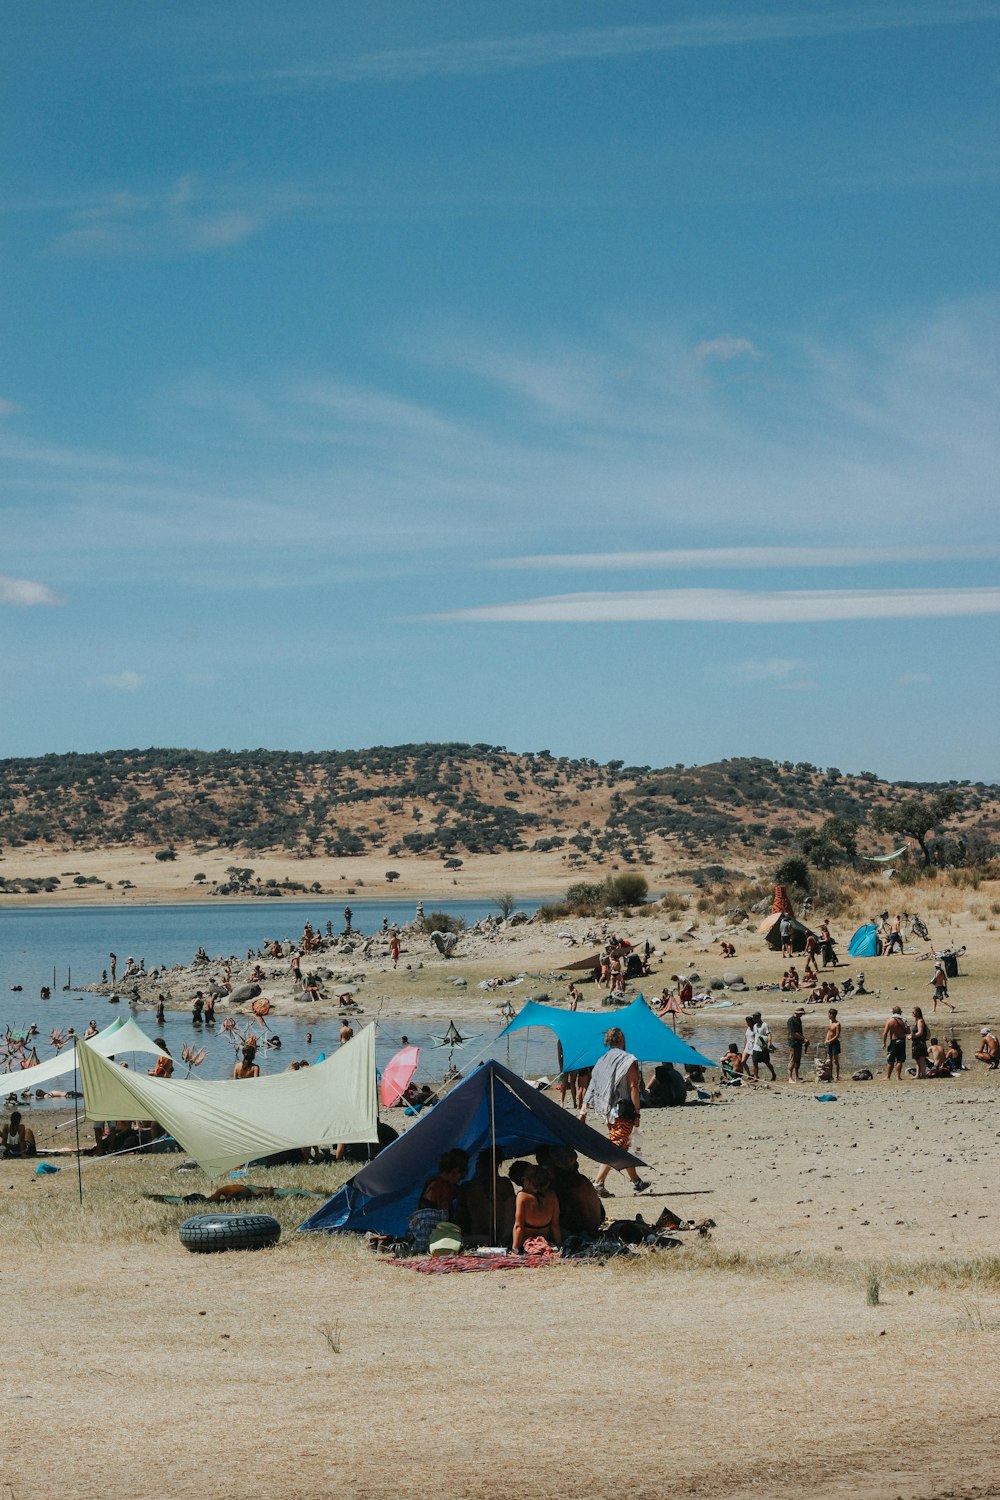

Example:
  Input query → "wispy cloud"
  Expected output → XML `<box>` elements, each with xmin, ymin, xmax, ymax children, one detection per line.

<box><xmin>492</xmin><ymin>545</ymin><xmax>1000</xmax><ymax>571</ymax></box>
<box><xmin>732</xmin><ymin>657</ymin><xmax>800</xmax><ymax>681</ymax></box>
<box><xmin>0</xmin><ymin>575</ymin><xmax>62</xmax><ymax>606</ymax></box>
<box><xmin>226</xmin><ymin>6</ymin><xmax>1000</xmax><ymax>87</ymax></box>
<box><xmin>694</xmin><ymin>337</ymin><xmax>760</xmax><ymax>364</ymax></box>
<box><xmin>47</xmin><ymin>175</ymin><xmax>285</xmax><ymax>258</ymax></box>
<box><xmin>427</xmin><ymin>587</ymin><xmax>1000</xmax><ymax>625</ymax></box>
<box><xmin>898</xmin><ymin>671</ymin><xmax>932</xmax><ymax>684</ymax></box>
<box><xmin>90</xmin><ymin>671</ymin><xmax>144</xmax><ymax>692</ymax></box>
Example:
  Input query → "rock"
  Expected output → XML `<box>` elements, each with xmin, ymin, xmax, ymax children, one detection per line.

<box><xmin>507</xmin><ymin>910</ymin><xmax>529</xmax><ymax>927</ymax></box>
<box><xmin>722</xmin><ymin>971</ymin><xmax>746</xmax><ymax>987</ymax></box>
<box><xmin>710</xmin><ymin>978</ymin><xmax>725</xmax><ymax>990</ymax></box>
<box><xmin>726</xmin><ymin>907</ymin><xmax>749</xmax><ymax>924</ymax></box>
<box><xmin>429</xmin><ymin>931</ymin><xmax>459</xmax><ymax>957</ymax></box>
<box><xmin>229</xmin><ymin>984</ymin><xmax>261</xmax><ymax>1004</ymax></box>
<box><xmin>450</xmin><ymin>977</ymin><xmax>467</xmax><ymax>987</ymax></box>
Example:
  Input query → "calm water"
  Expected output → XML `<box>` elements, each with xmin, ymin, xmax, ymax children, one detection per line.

<box><xmin>0</xmin><ymin>902</ymin><xmax>968</xmax><ymax>1101</ymax></box>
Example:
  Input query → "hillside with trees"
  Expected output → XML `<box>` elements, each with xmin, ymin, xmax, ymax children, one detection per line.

<box><xmin>0</xmin><ymin>745</ymin><xmax>996</xmax><ymax>881</ymax></box>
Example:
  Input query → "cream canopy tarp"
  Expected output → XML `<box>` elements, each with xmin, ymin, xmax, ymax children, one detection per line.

<box><xmin>2</xmin><ymin>1017</ymin><xmax>168</xmax><ymax>1097</ymax></box>
<box><xmin>77</xmin><ymin>1025</ymin><xmax>378</xmax><ymax>1176</ymax></box>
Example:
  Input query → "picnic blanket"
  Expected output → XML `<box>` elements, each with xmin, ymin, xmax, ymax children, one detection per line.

<box><xmin>390</xmin><ymin>1252</ymin><xmax>565</xmax><ymax>1274</ymax></box>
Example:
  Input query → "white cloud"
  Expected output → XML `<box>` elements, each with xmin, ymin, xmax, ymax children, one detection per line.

<box><xmin>732</xmin><ymin>658</ymin><xmax>799</xmax><ymax>681</ymax></box>
<box><xmin>231</xmin><ymin>6</ymin><xmax>1000</xmax><ymax>86</ymax></box>
<box><xmin>427</xmin><ymin>587</ymin><xmax>1000</xmax><ymax>625</ymax></box>
<box><xmin>492</xmin><ymin>545</ymin><xmax>1000</xmax><ymax>571</ymax></box>
<box><xmin>91</xmin><ymin>671</ymin><xmax>145</xmax><ymax>692</ymax></box>
<box><xmin>0</xmin><ymin>575</ymin><xmax>61</xmax><ymax>606</ymax></box>
<box><xmin>47</xmin><ymin>176</ymin><xmax>274</xmax><ymax>258</ymax></box>
<box><xmin>694</xmin><ymin>337</ymin><xmax>760</xmax><ymax>364</ymax></box>
<box><xmin>898</xmin><ymin>671</ymin><xmax>932</xmax><ymax>684</ymax></box>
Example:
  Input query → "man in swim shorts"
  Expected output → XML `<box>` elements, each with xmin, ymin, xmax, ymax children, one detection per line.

<box><xmin>882</xmin><ymin>1006</ymin><xmax>907</xmax><ymax>1080</ymax></box>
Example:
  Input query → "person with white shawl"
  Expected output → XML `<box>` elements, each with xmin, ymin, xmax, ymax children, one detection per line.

<box><xmin>579</xmin><ymin>1027</ymin><xmax>651</xmax><ymax>1198</ymax></box>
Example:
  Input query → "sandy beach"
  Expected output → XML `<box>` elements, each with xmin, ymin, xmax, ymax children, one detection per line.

<box><xmin>3</xmin><ymin>872</ymin><xmax>999</xmax><ymax>1499</ymax></box>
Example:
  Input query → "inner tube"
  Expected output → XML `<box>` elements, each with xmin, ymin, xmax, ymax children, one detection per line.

<box><xmin>179</xmin><ymin>1213</ymin><xmax>281</xmax><ymax>1254</ymax></box>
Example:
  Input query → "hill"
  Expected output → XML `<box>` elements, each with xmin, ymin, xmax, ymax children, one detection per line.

<box><xmin>0</xmin><ymin>747</ymin><xmax>997</xmax><ymax>885</ymax></box>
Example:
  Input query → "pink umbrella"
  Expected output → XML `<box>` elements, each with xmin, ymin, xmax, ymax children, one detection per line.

<box><xmin>380</xmin><ymin>1045</ymin><xmax>419</xmax><ymax>1108</ymax></box>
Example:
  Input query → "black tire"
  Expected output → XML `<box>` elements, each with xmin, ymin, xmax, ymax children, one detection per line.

<box><xmin>179</xmin><ymin>1213</ymin><xmax>281</xmax><ymax>1254</ymax></box>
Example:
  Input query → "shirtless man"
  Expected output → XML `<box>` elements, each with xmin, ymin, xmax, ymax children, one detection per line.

<box><xmin>339</xmin><ymin>1021</ymin><xmax>354</xmax><ymax>1045</ymax></box>
<box><xmin>824</xmin><ymin>1008</ymin><xmax>842</xmax><ymax>1082</ymax></box>
<box><xmin>974</xmin><ymin>1028</ymin><xmax>999</xmax><ymax>1068</ymax></box>
<box><xmin>882</xmin><ymin>1006</ymin><xmax>908</xmax><ymax>1080</ymax></box>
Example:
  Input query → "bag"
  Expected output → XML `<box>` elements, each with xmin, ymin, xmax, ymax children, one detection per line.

<box><xmin>428</xmin><ymin>1221</ymin><xmax>463</xmax><ymax>1256</ymax></box>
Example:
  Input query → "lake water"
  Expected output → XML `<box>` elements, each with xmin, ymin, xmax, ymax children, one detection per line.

<box><xmin>0</xmin><ymin>901</ymin><xmax>962</xmax><ymax>1100</ymax></box>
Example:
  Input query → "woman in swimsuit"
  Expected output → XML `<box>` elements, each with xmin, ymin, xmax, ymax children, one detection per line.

<box><xmin>2</xmin><ymin>1112</ymin><xmax>36</xmax><ymax>1158</ymax></box>
<box><xmin>511</xmin><ymin>1165</ymin><xmax>561</xmax><ymax>1253</ymax></box>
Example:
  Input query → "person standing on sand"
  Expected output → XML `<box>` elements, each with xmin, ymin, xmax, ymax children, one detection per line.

<box><xmin>883</xmin><ymin>1007</ymin><xmax>907</xmax><ymax>1080</ymax></box>
<box><xmin>579</xmin><ymin>1028</ymin><xmax>650</xmax><ymax>1198</ymax></box>
<box><xmin>911</xmin><ymin>1007</ymin><xmax>930</xmax><ymax>1078</ymax></box>
<box><xmin>390</xmin><ymin>933</ymin><xmax>400</xmax><ymax>969</ymax></box>
<box><xmin>786</xmin><ymin>1008</ymin><xmax>806</xmax><ymax>1081</ymax></box>
<box><xmin>824</xmin><ymin>1008</ymin><xmax>842</xmax><ymax>1081</ymax></box>
<box><xmin>567</xmin><ymin>983</ymin><xmax>580</xmax><ymax>1011</ymax></box>
<box><xmin>779</xmin><ymin>914</ymin><xmax>793</xmax><ymax>957</ymax></box>
<box><xmin>109</xmin><ymin>953</ymin><xmax>117</xmax><ymax>985</ymax></box>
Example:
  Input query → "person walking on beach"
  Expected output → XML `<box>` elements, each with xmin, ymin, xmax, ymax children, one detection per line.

<box><xmin>883</xmin><ymin>1007</ymin><xmax>907</xmax><ymax>1080</ymax></box>
<box><xmin>390</xmin><ymin>933</ymin><xmax>400</xmax><ymax>969</ymax></box>
<box><xmin>579</xmin><ymin>1028</ymin><xmax>650</xmax><ymax>1198</ymax></box>
<box><xmin>824</xmin><ymin>1008</ymin><xmax>842</xmax><ymax>1081</ymax></box>
<box><xmin>752</xmin><ymin>1012</ymin><xmax>777</xmax><ymax>1082</ymax></box>
<box><xmin>786</xmin><ymin>1008</ymin><xmax>806</xmax><ymax>1081</ymax></box>
<box><xmin>929</xmin><ymin>961</ymin><xmax>955</xmax><ymax>1013</ymax></box>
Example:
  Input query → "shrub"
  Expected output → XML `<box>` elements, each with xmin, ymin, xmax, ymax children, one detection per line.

<box><xmin>775</xmin><ymin>856</ymin><xmax>810</xmax><ymax>891</ymax></box>
<box><xmin>154</xmin><ymin>848</ymin><xmax>177</xmax><ymax>862</ymax></box>
<box><xmin>605</xmin><ymin>872</ymin><xmax>648</xmax><ymax>908</ymax></box>
<box><xmin>424</xmin><ymin>911</ymin><xmax>466</xmax><ymax>935</ymax></box>
<box><xmin>385</xmin><ymin>870</ymin><xmax>400</xmax><ymax>882</ymax></box>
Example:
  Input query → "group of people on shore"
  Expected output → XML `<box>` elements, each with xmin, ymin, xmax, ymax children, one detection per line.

<box><xmin>719</xmin><ymin>1006</ymin><xmax>998</xmax><ymax>1085</ymax></box>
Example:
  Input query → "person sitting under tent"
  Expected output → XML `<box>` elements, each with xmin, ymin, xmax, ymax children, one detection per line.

<box><xmin>456</xmin><ymin>1149</ymin><xmax>516</xmax><ymax>1246</ymax></box>
<box><xmin>511</xmin><ymin>1164</ymin><xmax>561</xmax><ymax>1253</ymax></box>
<box><xmin>2</xmin><ymin>1111</ymin><xmax>36</xmax><ymax>1158</ymax></box>
<box><xmin>536</xmin><ymin>1145</ymin><xmax>604</xmax><ymax>1238</ymax></box>
<box><xmin>407</xmin><ymin>1148</ymin><xmax>469</xmax><ymax>1252</ymax></box>
<box><xmin>645</xmin><ymin>1062</ymin><xmax>688</xmax><ymax>1108</ymax></box>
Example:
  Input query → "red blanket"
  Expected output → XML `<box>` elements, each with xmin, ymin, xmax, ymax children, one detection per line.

<box><xmin>389</xmin><ymin>1252</ymin><xmax>563</xmax><ymax>1274</ymax></box>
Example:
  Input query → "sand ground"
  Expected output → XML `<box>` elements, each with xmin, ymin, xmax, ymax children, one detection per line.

<box><xmin>3</xmin><ymin>868</ymin><xmax>999</xmax><ymax>1499</ymax></box>
<box><xmin>3</xmin><ymin>1063</ymin><xmax>998</xmax><ymax>1500</ymax></box>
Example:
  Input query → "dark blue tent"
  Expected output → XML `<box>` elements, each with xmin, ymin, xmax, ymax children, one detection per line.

<box><xmin>499</xmin><ymin>993</ymin><xmax>715</xmax><ymax>1071</ymax></box>
<box><xmin>848</xmin><ymin>924</ymin><xmax>879</xmax><ymax>958</ymax></box>
<box><xmin>299</xmin><ymin>1057</ymin><xmax>642</xmax><ymax>1237</ymax></box>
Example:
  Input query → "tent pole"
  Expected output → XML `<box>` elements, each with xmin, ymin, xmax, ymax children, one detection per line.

<box><xmin>489</xmin><ymin>1070</ymin><xmax>497</xmax><ymax>1245</ymax></box>
<box><xmin>73</xmin><ymin>1039</ymin><xmax>84</xmax><ymax>1206</ymax></box>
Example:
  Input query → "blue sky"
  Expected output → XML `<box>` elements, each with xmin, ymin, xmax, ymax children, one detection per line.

<box><xmin>2</xmin><ymin>2</ymin><xmax>998</xmax><ymax>781</ymax></box>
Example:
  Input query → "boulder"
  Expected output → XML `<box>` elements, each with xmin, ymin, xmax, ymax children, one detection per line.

<box><xmin>710</xmin><ymin>978</ymin><xmax>725</xmax><ymax>990</ymax></box>
<box><xmin>229</xmin><ymin>983</ymin><xmax>261</xmax><ymax>1004</ymax></box>
<box><xmin>726</xmin><ymin>907</ymin><xmax>749</xmax><ymax>924</ymax></box>
<box><xmin>429</xmin><ymin>931</ymin><xmax>459</xmax><ymax>957</ymax></box>
<box><xmin>722</xmin><ymin>971</ymin><xmax>746</xmax><ymax>987</ymax></box>
<box><xmin>507</xmin><ymin>910</ymin><xmax>529</xmax><ymax>927</ymax></box>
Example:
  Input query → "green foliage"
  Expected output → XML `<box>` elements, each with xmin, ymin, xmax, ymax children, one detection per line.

<box><xmin>385</xmin><ymin>870</ymin><xmax>400</xmax><ymax>882</ymax></box>
<box><xmin>605</xmin><ymin>872</ymin><xmax>648</xmax><ymax>908</ymax></box>
<box><xmin>872</xmin><ymin>790</ymin><xmax>963</xmax><ymax>865</ymax></box>
<box><xmin>153</xmin><ymin>847</ymin><xmax>176</xmax><ymax>862</ymax></box>
<box><xmin>775</xmin><ymin>856</ymin><xmax>810</xmax><ymax>891</ymax></box>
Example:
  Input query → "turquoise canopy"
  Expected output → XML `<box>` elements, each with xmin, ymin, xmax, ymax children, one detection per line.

<box><xmin>498</xmin><ymin>994</ymin><xmax>715</xmax><ymax>1071</ymax></box>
